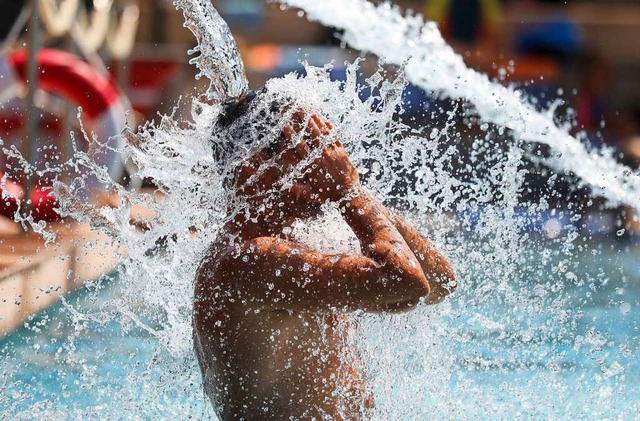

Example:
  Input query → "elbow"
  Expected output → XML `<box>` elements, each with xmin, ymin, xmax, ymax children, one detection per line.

<box><xmin>377</xmin><ymin>271</ymin><xmax>427</xmax><ymax>314</ymax></box>
<box><xmin>401</xmin><ymin>267</ymin><xmax>431</xmax><ymax>302</ymax></box>
<box><xmin>425</xmin><ymin>262</ymin><xmax>458</xmax><ymax>305</ymax></box>
<box><xmin>377</xmin><ymin>265</ymin><xmax>430</xmax><ymax>309</ymax></box>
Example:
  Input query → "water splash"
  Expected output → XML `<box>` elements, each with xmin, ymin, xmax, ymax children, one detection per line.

<box><xmin>174</xmin><ymin>0</ymin><xmax>249</xmax><ymax>102</ymax></box>
<box><xmin>275</xmin><ymin>0</ymin><xmax>640</xmax><ymax>212</ymax></box>
<box><xmin>3</xmin><ymin>59</ymin><xmax>637</xmax><ymax>418</ymax></box>
<box><xmin>1</xmin><ymin>1</ymin><xmax>638</xmax><ymax>419</ymax></box>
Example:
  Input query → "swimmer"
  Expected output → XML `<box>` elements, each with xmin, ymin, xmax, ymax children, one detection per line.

<box><xmin>193</xmin><ymin>95</ymin><xmax>457</xmax><ymax>420</ymax></box>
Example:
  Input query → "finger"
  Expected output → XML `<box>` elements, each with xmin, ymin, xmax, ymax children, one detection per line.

<box><xmin>274</xmin><ymin>145</ymin><xmax>304</xmax><ymax>174</ymax></box>
<box><xmin>290</xmin><ymin>182</ymin><xmax>308</xmax><ymax>199</ymax></box>
<box><xmin>295</xmin><ymin>141</ymin><xmax>312</xmax><ymax>159</ymax></box>
<box><xmin>257</xmin><ymin>165</ymin><xmax>283</xmax><ymax>190</ymax></box>
<box><xmin>236</xmin><ymin>164</ymin><xmax>257</xmax><ymax>191</ymax></box>
<box><xmin>292</xmin><ymin>110</ymin><xmax>307</xmax><ymax>133</ymax></box>
<box><xmin>292</xmin><ymin>109</ymin><xmax>306</xmax><ymax>122</ymax></box>
<box><xmin>283</xmin><ymin>123</ymin><xmax>295</xmax><ymax>140</ymax></box>
<box><xmin>312</xmin><ymin>115</ymin><xmax>332</xmax><ymax>136</ymax></box>
<box><xmin>305</xmin><ymin>118</ymin><xmax>324</xmax><ymax>144</ymax></box>
<box><xmin>247</xmin><ymin>149</ymin><xmax>267</xmax><ymax>169</ymax></box>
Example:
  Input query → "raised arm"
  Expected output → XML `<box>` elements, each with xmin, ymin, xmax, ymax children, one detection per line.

<box><xmin>386</xmin><ymin>210</ymin><xmax>457</xmax><ymax>305</ymax></box>
<box><xmin>211</xmin><ymin>178</ymin><xmax>429</xmax><ymax>314</ymax></box>
<box><xmin>201</xmin><ymin>111</ymin><xmax>456</xmax><ymax>314</ymax></box>
<box><xmin>353</xmin><ymin>191</ymin><xmax>457</xmax><ymax>305</ymax></box>
<box><xmin>306</xmin><ymin>113</ymin><xmax>456</xmax><ymax>307</ymax></box>
<box><xmin>339</xmin><ymin>191</ymin><xmax>457</xmax><ymax>310</ymax></box>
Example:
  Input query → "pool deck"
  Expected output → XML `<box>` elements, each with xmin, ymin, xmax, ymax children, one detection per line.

<box><xmin>0</xmin><ymin>191</ymin><xmax>159</xmax><ymax>338</ymax></box>
<box><xmin>0</xmin><ymin>218</ymin><xmax>123</xmax><ymax>338</ymax></box>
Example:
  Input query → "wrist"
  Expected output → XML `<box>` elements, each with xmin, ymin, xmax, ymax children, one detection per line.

<box><xmin>338</xmin><ymin>187</ymin><xmax>393</xmax><ymax>248</ymax></box>
<box><xmin>339</xmin><ymin>187</ymin><xmax>371</xmax><ymax>217</ymax></box>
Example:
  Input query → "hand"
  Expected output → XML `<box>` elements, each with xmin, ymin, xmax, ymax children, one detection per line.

<box><xmin>233</xmin><ymin>111</ymin><xmax>322</xmax><ymax>218</ymax></box>
<box><xmin>288</xmin><ymin>114</ymin><xmax>361</xmax><ymax>203</ymax></box>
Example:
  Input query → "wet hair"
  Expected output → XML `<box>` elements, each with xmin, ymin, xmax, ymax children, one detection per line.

<box><xmin>217</xmin><ymin>89</ymin><xmax>262</xmax><ymax>129</ymax></box>
<box><xmin>213</xmin><ymin>87</ymin><xmax>292</xmax><ymax>189</ymax></box>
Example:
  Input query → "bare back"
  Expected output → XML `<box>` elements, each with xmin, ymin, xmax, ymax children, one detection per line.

<box><xmin>194</xmin><ymin>254</ymin><xmax>371</xmax><ymax>419</ymax></box>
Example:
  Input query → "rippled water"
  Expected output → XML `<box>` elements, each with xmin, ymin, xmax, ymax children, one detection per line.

<box><xmin>1</xmin><ymin>239</ymin><xmax>637</xmax><ymax>418</ymax></box>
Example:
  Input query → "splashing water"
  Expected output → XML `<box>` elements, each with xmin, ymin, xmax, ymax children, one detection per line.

<box><xmin>175</xmin><ymin>0</ymin><xmax>249</xmax><ymax>102</ymax></box>
<box><xmin>1</xmin><ymin>1</ymin><xmax>639</xmax><ymax>419</ymax></box>
<box><xmin>276</xmin><ymin>0</ymin><xmax>640</xmax><ymax>213</ymax></box>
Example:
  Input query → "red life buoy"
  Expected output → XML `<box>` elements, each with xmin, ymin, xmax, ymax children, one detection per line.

<box><xmin>0</xmin><ymin>49</ymin><xmax>129</xmax><ymax>222</ymax></box>
<box><xmin>0</xmin><ymin>172</ymin><xmax>59</xmax><ymax>222</ymax></box>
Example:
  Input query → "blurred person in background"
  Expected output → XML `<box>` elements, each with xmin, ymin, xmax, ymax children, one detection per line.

<box><xmin>424</xmin><ymin>0</ymin><xmax>503</xmax><ymax>68</ymax></box>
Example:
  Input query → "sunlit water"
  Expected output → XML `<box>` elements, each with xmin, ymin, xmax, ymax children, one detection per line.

<box><xmin>278</xmin><ymin>0</ymin><xmax>640</xmax><ymax>212</ymax></box>
<box><xmin>1</xmin><ymin>0</ymin><xmax>639</xmax><ymax>419</ymax></box>
<box><xmin>2</xmin><ymin>240</ymin><xmax>638</xmax><ymax>418</ymax></box>
<box><xmin>175</xmin><ymin>0</ymin><xmax>248</xmax><ymax>102</ymax></box>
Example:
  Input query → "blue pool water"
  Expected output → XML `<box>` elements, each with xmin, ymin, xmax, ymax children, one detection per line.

<box><xmin>1</xmin><ymin>239</ymin><xmax>639</xmax><ymax>419</ymax></box>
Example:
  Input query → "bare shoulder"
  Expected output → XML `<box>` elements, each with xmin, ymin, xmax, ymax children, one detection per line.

<box><xmin>194</xmin><ymin>240</ymin><xmax>235</xmax><ymax>309</ymax></box>
<box><xmin>194</xmin><ymin>229</ymin><xmax>428</xmax><ymax>314</ymax></box>
<box><xmin>194</xmin><ymin>236</ymin><xmax>300</xmax><ymax>304</ymax></box>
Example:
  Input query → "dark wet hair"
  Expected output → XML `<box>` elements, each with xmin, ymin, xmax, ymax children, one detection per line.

<box><xmin>213</xmin><ymin>87</ymin><xmax>291</xmax><ymax>189</ymax></box>
<box><xmin>217</xmin><ymin>89</ymin><xmax>262</xmax><ymax>129</ymax></box>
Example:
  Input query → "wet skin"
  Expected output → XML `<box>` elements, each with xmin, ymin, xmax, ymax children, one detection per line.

<box><xmin>194</xmin><ymin>113</ymin><xmax>457</xmax><ymax>420</ymax></box>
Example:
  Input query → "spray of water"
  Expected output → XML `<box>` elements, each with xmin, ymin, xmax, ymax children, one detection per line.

<box><xmin>1</xmin><ymin>1</ymin><xmax>638</xmax><ymax>419</ymax></box>
<box><xmin>175</xmin><ymin>0</ymin><xmax>249</xmax><ymax>102</ymax></box>
<box><xmin>276</xmin><ymin>0</ymin><xmax>640</xmax><ymax>213</ymax></box>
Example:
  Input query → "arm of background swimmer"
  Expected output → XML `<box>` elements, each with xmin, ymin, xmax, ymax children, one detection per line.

<box><xmin>215</xmin><ymin>190</ymin><xmax>430</xmax><ymax>313</ymax></box>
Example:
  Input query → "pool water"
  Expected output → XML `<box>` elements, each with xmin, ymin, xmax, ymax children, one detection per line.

<box><xmin>1</xmin><ymin>238</ymin><xmax>638</xmax><ymax>419</ymax></box>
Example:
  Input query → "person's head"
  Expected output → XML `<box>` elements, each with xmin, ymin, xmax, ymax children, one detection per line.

<box><xmin>214</xmin><ymin>88</ymin><xmax>291</xmax><ymax>187</ymax></box>
<box><xmin>214</xmin><ymin>89</ymin><xmax>323</xmax><ymax>226</ymax></box>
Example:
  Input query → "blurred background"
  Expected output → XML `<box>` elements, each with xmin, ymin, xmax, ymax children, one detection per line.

<box><xmin>2</xmin><ymin>1</ymin><xmax>637</xmax><ymax>159</ymax></box>
<box><xmin>0</xmin><ymin>0</ymin><xmax>637</xmax><ymax>258</ymax></box>
<box><xmin>125</xmin><ymin>0</ymin><xmax>640</xmax><ymax>231</ymax></box>
<box><xmin>0</xmin><ymin>0</ymin><xmax>638</xmax><ymax>237</ymax></box>
<box><xmin>138</xmin><ymin>0</ymin><xmax>640</xmax><ymax>167</ymax></box>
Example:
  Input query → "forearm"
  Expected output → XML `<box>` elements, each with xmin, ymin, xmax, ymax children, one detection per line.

<box><xmin>340</xmin><ymin>189</ymin><xmax>411</xmax><ymax>263</ymax></box>
<box><xmin>338</xmin><ymin>188</ymin><xmax>429</xmax><ymax>301</ymax></box>
<box><xmin>354</xmin><ymin>192</ymin><xmax>456</xmax><ymax>304</ymax></box>
<box><xmin>388</xmin><ymin>212</ymin><xmax>457</xmax><ymax>304</ymax></box>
